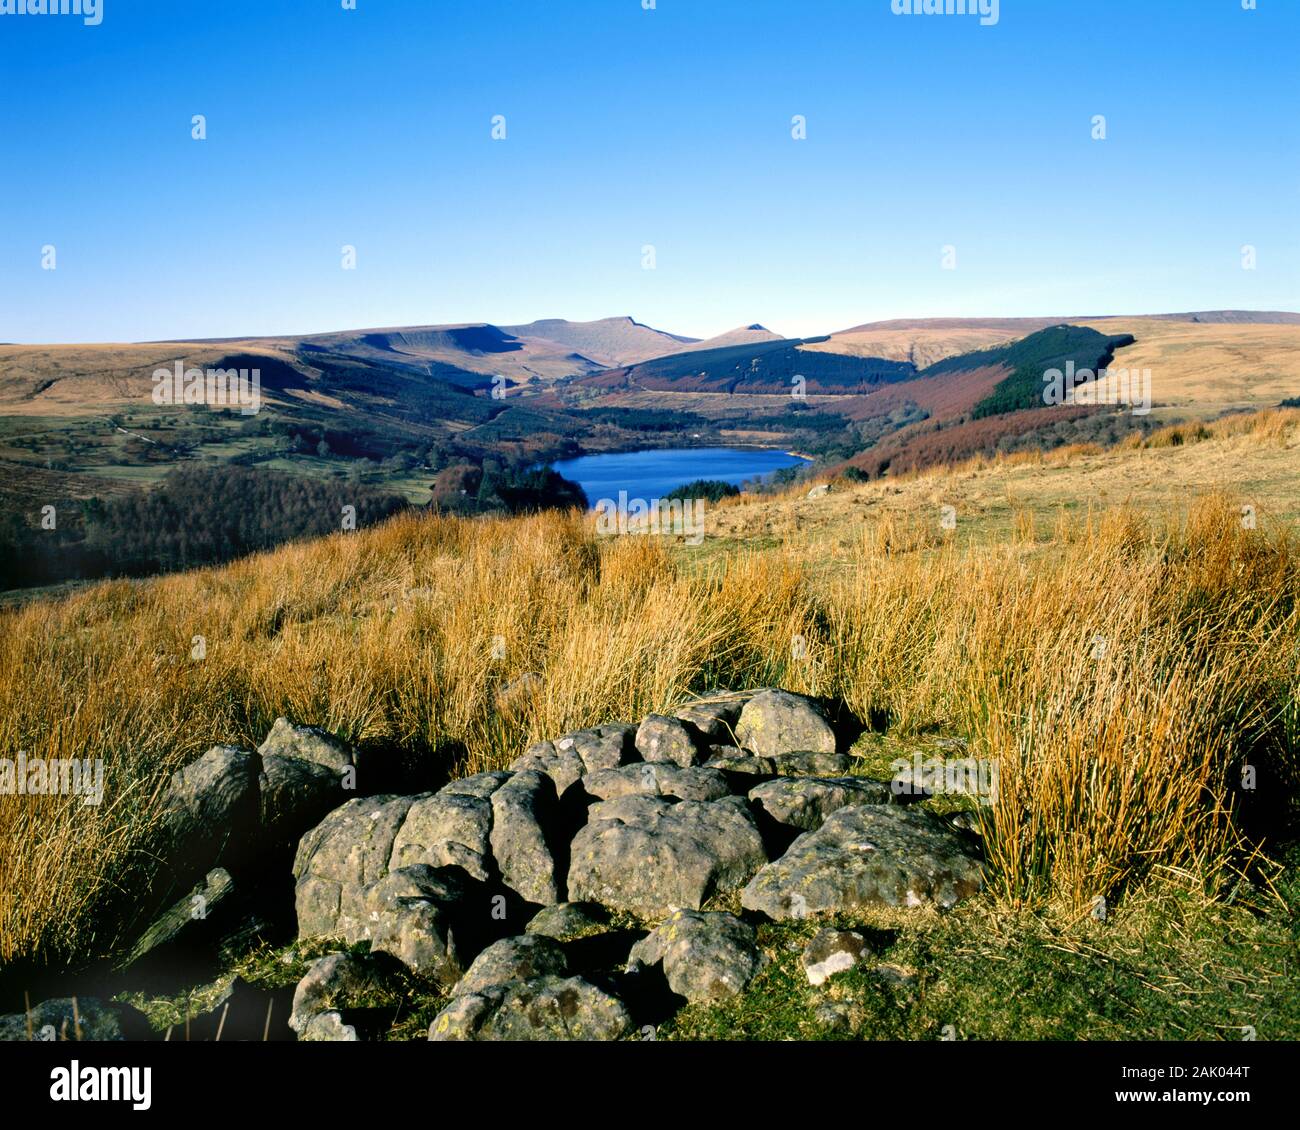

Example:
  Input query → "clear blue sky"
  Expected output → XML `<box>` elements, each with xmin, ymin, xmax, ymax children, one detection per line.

<box><xmin>1</xmin><ymin>0</ymin><xmax>1296</xmax><ymax>343</ymax></box>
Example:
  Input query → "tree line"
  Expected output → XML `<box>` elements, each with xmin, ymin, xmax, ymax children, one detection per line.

<box><xmin>0</xmin><ymin>465</ymin><xmax>409</xmax><ymax>591</ymax></box>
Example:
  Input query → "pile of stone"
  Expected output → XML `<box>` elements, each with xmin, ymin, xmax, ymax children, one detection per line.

<box><xmin>285</xmin><ymin>688</ymin><xmax>984</xmax><ymax>1041</ymax></box>
<box><xmin>2</xmin><ymin>689</ymin><xmax>984</xmax><ymax>1042</ymax></box>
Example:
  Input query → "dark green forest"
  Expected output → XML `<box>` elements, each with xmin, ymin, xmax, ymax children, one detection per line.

<box><xmin>0</xmin><ymin>466</ymin><xmax>410</xmax><ymax>590</ymax></box>
<box><xmin>929</xmin><ymin>326</ymin><xmax>1138</xmax><ymax>419</ymax></box>
<box><xmin>664</xmin><ymin>479</ymin><xmax>741</xmax><ymax>503</ymax></box>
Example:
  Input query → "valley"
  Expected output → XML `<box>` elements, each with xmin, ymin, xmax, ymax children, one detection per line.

<box><xmin>4</xmin><ymin>310</ymin><xmax>1300</xmax><ymax>594</ymax></box>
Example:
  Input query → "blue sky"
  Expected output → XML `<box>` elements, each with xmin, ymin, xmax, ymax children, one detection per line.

<box><xmin>1</xmin><ymin>0</ymin><xmax>1296</xmax><ymax>343</ymax></box>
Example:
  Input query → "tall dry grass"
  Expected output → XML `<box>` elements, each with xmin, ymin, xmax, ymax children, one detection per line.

<box><xmin>1</xmin><ymin>482</ymin><xmax>1297</xmax><ymax>966</ymax></box>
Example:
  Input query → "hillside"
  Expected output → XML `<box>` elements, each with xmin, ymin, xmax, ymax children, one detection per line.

<box><xmin>715</xmin><ymin>408</ymin><xmax>1300</xmax><ymax>553</ymax></box>
<box><xmin>1075</xmin><ymin>317</ymin><xmax>1300</xmax><ymax>414</ymax></box>
<box><xmin>802</xmin><ymin>311</ymin><xmax>1300</xmax><ymax>372</ymax></box>
<box><xmin>1</xmin><ymin>407</ymin><xmax>1297</xmax><ymax>1044</ymax></box>
<box><xmin>570</xmin><ymin>337</ymin><xmax>916</xmax><ymax>396</ymax></box>
<box><xmin>802</xmin><ymin>317</ymin><xmax>1064</xmax><ymax>368</ymax></box>
<box><xmin>778</xmin><ymin>318</ymin><xmax>1300</xmax><ymax>482</ymax></box>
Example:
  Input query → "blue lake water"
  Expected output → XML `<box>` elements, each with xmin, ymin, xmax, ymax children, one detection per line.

<box><xmin>550</xmin><ymin>447</ymin><xmax>812</xmax><ymax>508</ymax></box>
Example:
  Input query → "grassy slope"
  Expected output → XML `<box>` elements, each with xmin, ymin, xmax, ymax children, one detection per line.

<box><xmin>797</xmin><ymin>323</ymin><xmax>1044</xmax><ymax>368</ymax></box>
<box><xmin>1</xmin><ymin>410</ymin><xmax>1298</xmax><ymax>1038</ymax></box>
<box><xmin>1078</xmin><ymin>319</ymin><xmax>1300</xmax><ymax>414</ymax></box>
<box><xmin>710</xmin><ymin>408</ymin><xmax>1300</xmax><ymax>557</ymax></box>
<box><xmin>803</xmin><ymin>317</ymin><xmax>1300</xmax><ymax>417</ymax></box>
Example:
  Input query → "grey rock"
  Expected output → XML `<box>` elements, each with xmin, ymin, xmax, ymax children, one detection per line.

<box><xmin>706</xmin><ymin>751</ymin><xmax>852</xmax><ymax>777</ymax></box>
<box><xmin>296</xmin><ymin>769</ymin><xmax>563</xmax><ymax>945</ymax></box>
<box><xmin>289</xmin><ymin>952</ymin><xmax>406</xmax><ymax>1041</ymax></box>
<box><xmin>769</xmin><ymin>751</ymin><xmax>853</xmax><ymax>776</ymax></box>
<box><xmin>874</xmin><ymin>962</ymin><xmax>920</xmax><ymax>992</ymax></box>
<box><xmin>735</xmin><ymin>689</ymin><xmax>837</xmax><ymax>758</ymax></box>
<box><xmin>258</xmin><ymin>717</ymin><xmax>357</xmax><ymax>777</ymax></box>
<box><xmin>390</xmin><ymin>786</ymin><xmax>497</xmax><ymax>883</ymax></box>
<box><xmin>946</xmin><ymin>809</ymin><xmax>986</xmax><ymax>836</ymax></box>
<box><xmin>365</xmin><ymin>862</ymin><xmax>473</xmax><ymax>910</ymax></box>
<box><xmin>259</xmin><ymin>753</ymin><xmax>347</xmax><ymax>847</ymax></box>
<box><xmin>510</xmin><ymin>740</ymin><xmax>586</xmax><ymax>796</ymax></box>
<box><xmin>489</xmin><ymin>769</ymin><xmax>563</xmax><ymax>905</ymax></box>
<box><xmin>452</xmin><ymin>934</ymin><xmax>568</xmax><ymax>997</ymax></box>
<box><xmin>636</xmin><ymin>714</ymin><xmax>704</xmax><ymax>768</ymax></box>
<box><xmin>525</xmin><ymin>902</ymin><xmax>610</xmax><ymax>942</ymax></box>
<box><xmin>568</xmin><ymin>795</ymin><xmax>768</xmax><ymax>918</ymax></box>
<box><xmin>511</xmin><ymin>723</ymin><xmax>638</xmax><ymax>794</ymax></box>
<box><xmin>674</xmin><ymin>689</ymin><xmax>765</xmax><ymax>744</ymax></box>
<box><xmin>741</xmin><ymin>806</ymin><xmax>984</xmax><ymax>920</ymax></box>
<box><xmin>564</xmin><ymin>723</ymin><xmax>641</xmax><ymax>774</ymax></box>
<box><xmin>300</xmin><ymin>1011</ymin><xmax>358</xmax><ymax>1042</ymax></box>
<box><xmin>429</xmin><ymin>975</ymin><xmax>631</xmax><ymax>1041</ymax></box>
<box><xmin>387</xmin><ymin>772</ymin><xmax>522</xmax><ymax>891</ymax></box>
<box><xmin>0</xmin><ymin>998</ymin><xmax>148</xmax><ymax>1042</ymax></box>
<box><xmin>159</xmin><ymin>745</ymin><xmax>261</xmax><ymax>882</ymax></box>
<box><xmin>582</xmin><ymin>763</ymin><xmax>732</xmax><ymax>803</ymax></box>
<box><xmin>365</xmin><ymin>865</ymin><xmax>471</xmax><ymax>987</ymax></box>
<box><xmin>812</xmin><ymin>999</ymin><xmax>855</xmax><ymax>1034</ymax></box>
<box><xmin>293</xmin><ymin>794</ymin><xmax>419</xmax><ymax>941</ymax></box>
<box><xmin>801</xmin><ymin>928</ymin><xmax>872</xmax><ymax>985</ymax></box>
<box><xmin>749</xmin><ymin>776</ymin><xmax>893</xmax><ymax>832</ymax></box>
<box><xmin>628</xmin><ymin>910</ymin><xmax>761</xmax><ymax>1002</ymax></box>
<box><xmin>441</xmin><ymin>771</ymin><xmax>512</xmax><ymax>799</ymax></box>
<box><xmin>706</xmin><ymin>753</ymin><xmax>777</xmax><ymax>776</ymax></box>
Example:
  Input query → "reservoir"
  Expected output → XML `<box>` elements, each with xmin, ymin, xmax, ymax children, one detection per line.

<box><xmin>550</xmin><ymin>447</ymin><xmax>812</xmax><ymax>508</ymax></box>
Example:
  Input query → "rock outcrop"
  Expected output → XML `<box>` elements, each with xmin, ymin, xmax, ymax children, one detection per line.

<box><xmin>35</xmin><ymin>689</ymin><xmax>985</xmax><ymax>1044</ymax></box>
<box><xmin>741</xmin><ymin>806</ymin><xmax>985</xmax><ymax>920</ymax></box>
<box><xmin>567</xmin><ymin>795</ymin><xmax>768</xmax><ymax>917</ymax></box>
<box><xmin>429</xmin><ymin>975</ymin><xmax>633</xmax><ymax>1042</ymax></box>
<box><xmin>628</xmin><ymin>910</ymin><xmax>762</xmax><ymax>1002</ymax></box>
<box><xmin>748</xmin><ymin>775</ymin><xmax>894</xmax><ymax>832</ymax></box>
<box><xmin>735</xmin><ymin>690</ymin><xmax>837</xmax><ymax>759</ymax></box>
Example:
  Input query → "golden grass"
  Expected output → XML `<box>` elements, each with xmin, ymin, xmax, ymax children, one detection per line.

<box><xmin>1077</xmin><ymin>319</ymin><xmax>1300</xmax><ymax>413</ymax></box>
<box><xmin>708</xmin><ymin>407</ymin><xmax>1300</xmax><ymax>560</ymax></box>
<box><xmin>0</xmin><ymin>343</ymin><xmax>295</xmax><ymax>416</ymax></box>
<box><xmin>799</xmin><ymin>322</ymin><xmax>1053</xmax><ymax>368</ymax></box>
<box><xmin>1</xmin><ymin>418</ymin><xmax>1298</xmax><ymax>967</ymax></box>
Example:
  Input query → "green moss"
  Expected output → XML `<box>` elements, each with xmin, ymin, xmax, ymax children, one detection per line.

<box><xmin>661</xmin><ymin>872</ymin><xmax>1300</xmax><ymax>1041</ymax></box>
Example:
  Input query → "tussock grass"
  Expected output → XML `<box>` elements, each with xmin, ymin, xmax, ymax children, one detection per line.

<box><xmin>1124</xmin><ymin>407</ymin><xmax>1300</xmax><ymax>451</ymax></box>
<box><xmin>2</xmin><ymin>427</ymin><xmax>1298</xmax><ymax>968</ymax></box>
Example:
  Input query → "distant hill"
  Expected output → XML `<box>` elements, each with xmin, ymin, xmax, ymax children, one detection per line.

<box><xmin>500</xmin><ymin>317</ymin><xmax>698</xmax><ymax>369</ymax></box>
<box><xmin>923</xmin><ymin>324</ymin><xmax>1135</xmax><ymax>419</ymax></box>
<box><xmin>1134</xmin><ymin>310</ymin><xmax>1300</xmax><ymax>325</ymax></box>
<box><xmin>573</xmin><ymin>336</ymin><xmax>915</xmax><ymax>396</ymax></box>
<box><xmin>833</xmin><ymin>325</ymin><xmax>1139</xmax><ymax>480</ymax></box>
<box><xmin>1074</xmin><ymin>317</ymin><xmax>1300</xmax><ymax>412</ymax></box>
<box><xmin>807</xmin><ymin>312</ymin><xmax>1300</xmax><ymax>369</ymax></box>
<box><xmin>804</xmin><ymin>318</ymin><xmax>1063</xmax><ymax>369</ymax></box>
<box><xmin>290</xmin><ymin>322</ymin><xmax>585</xmax><ymax>384</ymax></box>
<box><xmin>113</xmin><ymin>317</ymin><xmax>707</xmax><ymax>391</ymax></box>
<box><xmin>678</xmin><ymin>324</ymin><xmax>784</xmax><ymax>352</ymax></box>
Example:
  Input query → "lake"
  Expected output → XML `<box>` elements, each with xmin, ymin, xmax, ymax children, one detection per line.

<box><xmin>549</xmin><ymin>447</ymin><xmax>812</xmax><ymax>508</ymax></box>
